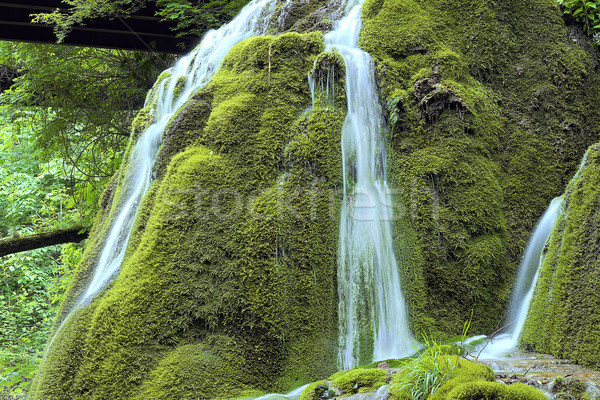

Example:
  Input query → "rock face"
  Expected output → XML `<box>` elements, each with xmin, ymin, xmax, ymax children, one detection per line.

<box><xmin>31</xmin><ymin>32</ymin><xmax>345</xmax><ymax>400</ymax></box>
<box><xmin>31</xmin><ymin>0</ymin><xmax>600</xmax><ymax>398</ymax></box>
<box><xmin>360</xmin><ymin>0</ymin><xmax>600</xmax><ymax>335</ymax></box>
<box><xmin>522</xmin><ymin>143</ymin><xmax>600</xmax><ymax>368</ymax></box>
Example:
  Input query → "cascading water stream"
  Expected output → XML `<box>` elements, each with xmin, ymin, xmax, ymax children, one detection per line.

<box><xmin>47</xmin><ymin>0</ymin><xmax>278</xmax><ymax>349</ymax></box>
<box><xmin>80</xmin><ymin>0</ymin><xmax>278</xmax><ymax>306</ymax></box>
<box><xmin>312</xmin><ymin>0</ymin><xmax>414</xmax><ymax>369</ymax></box>
<box><xmin>479</xmin><ymin>197</ymin><xmax>563</xmax><ymax>357</ymax></box>
<box><xmin>478</xmin><ymin>150</ymin><xmax>592</xmax><ymax>357</ymax></box>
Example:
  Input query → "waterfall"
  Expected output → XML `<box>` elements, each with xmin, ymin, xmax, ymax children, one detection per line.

<box><xmin>312</xmin><ymin>0</ymin><xmax>413</xmax><ymax>369</ymax></box>
<box><xmin>44</xmin><ymin>0</ymin><xmax>278</xmax><ymax>355</ymax></box>
<box><xmin>76</xmin><ymin>0</ymin><xmax>277</xmax><ymax>307</ymax></box>
<box><xmin>505</xmin><ymin>197</ymin><xmax>563</xmax><ymax>346</ymax></box>
<box><xmin>479</xmin><ymin>197</ymin><xmax>563</xmax><ymax>357</ymax></box>
<box><xmin>49</xmin><ymin>0</ymin><xmax>413</xmax><ymax>371</ymax></box>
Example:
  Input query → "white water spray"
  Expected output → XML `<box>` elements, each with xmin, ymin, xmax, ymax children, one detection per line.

<box><xmin>480</xmin><ymin>197</ymin><xmax>563</xmax><ymax>357</ymax></box>
<box><xmin>313</xmin><ymin>0</ymin><xmax>414</xmax><ymax>369</ymax></box>
<box><xmin>242</xmin><ymin>384</ymin><xmax>309</xmax><ymax>400</ymax></box>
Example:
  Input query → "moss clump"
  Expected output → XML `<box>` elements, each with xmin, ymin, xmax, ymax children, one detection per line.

<box><xmin>419</xmin><ymin>357</ymin><xmax>545</xmax><ymax>400</ymax></box>
<box><xmin>330</xmin><ymin>368</ymin><xmax>388</xmax><ymax>394</ymax></box>
<box><xmin>32</xmin><ymin>31</ymin><xmax>346</xmax><ymax>400</ymax></box>
<box><xmin>521</xmin><ymin>143</ymin><xmax>600</xmax><ymax>368</ymax></box>
<box><xmin>550</xmin><ymin>376</ymin><xmax>588</xmax><ymax>400</ymax></box>
<box><xmin>430</xmin><ymin>357</ymin><xmax>495</xmax><ymax>399</ymax></box>
<box><xmin>134</xmin><ymin>341</ymin><xmax>253</xmax><ymax>400</ymax></box>
<box><xmin>445</xmin><ymin>381</ymin><xmax>546</xmax><ymax>400</ymax></box>
<box><xmin>299</xmin><ymin>380</ymin><xmax>327</xmax><ymax>400</ymax></box>
<box><xmin>360</xmin><ymin>0</ymin><xmax>600</xmax><ymax>336</ymax></box>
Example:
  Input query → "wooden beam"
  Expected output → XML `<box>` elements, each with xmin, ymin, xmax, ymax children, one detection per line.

<box><xmin>0</xmin><ymin>226</ymin><xmax>89</xmax><ymax>257</ymax></box>
<box><xmin>0</xmin><ymin>1</ymin><xmax>198</xmax><ymax>53</ymax></box>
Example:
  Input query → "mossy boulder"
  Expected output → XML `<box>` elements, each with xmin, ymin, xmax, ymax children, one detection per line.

<box><xmin>31</xmin><ymin>31</ymin><xmax>345</xmax><ymax>400</ymax></box>
<box><xmin>430</xmin><ymin>357</ymin><xmax>545</xmax><ymax>400</ymax></box>
<box><xmin>445</xmin><ymin>381</ymin><xmax>546</xmax><ymax>400</ymax></box>
<box><xmin>360</xmin><ymin>0</ymin><xmax>600</xmax><ymax>336</ymax></box>
<box><xmin>330</xmin><ymin>368</ymin><xmax>388</xmax><ymax>394</ymax></box>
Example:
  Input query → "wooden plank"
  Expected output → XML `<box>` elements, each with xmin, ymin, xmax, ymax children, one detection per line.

<box><xmin>0</xmin><ymin>2</ymin><xmax>197</xmax><ymax>53</ymax></box>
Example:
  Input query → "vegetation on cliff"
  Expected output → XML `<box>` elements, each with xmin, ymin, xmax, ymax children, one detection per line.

<box><xmin>1</xmin><ymin>0</ymin><xmax>598</xmax><ymax>397</ymax></box>
<box><xmin>522</xmin><ymin>143</ymin><xmax>600</xmax><ymax>368</ymax></box>
<box><xmin>30</xmin><ymin>31</ymin><xmax>347</xmax><ymax>400</ymax></box>
<box><xmin>360</xmin><ymin>0</ymin><xmax>600</xmax><ymax>336</ymax></box>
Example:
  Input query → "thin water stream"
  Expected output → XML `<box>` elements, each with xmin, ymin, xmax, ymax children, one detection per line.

<box><xmin>313</xmin><ymin>0</ymin><xmax>414</xmax><ymax>369</ymax></box>
<box><xmin>479</xmin><ymin>197</ymin><xmax>563</xmax><ymax>357</ymax></box>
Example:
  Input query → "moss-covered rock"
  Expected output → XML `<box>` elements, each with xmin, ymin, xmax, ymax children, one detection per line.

<box><xmin>360</xmin><ymin>0</ymin><xmax>600</xmax><ymax>336</ymax></box>
<box><xmin>549</xmin><ymin>376</ymin><xmax>588</xmax><ymax>400</ymax></box>
<box><xmin>521</xmin><ymin>143</ymin><xmax>600</xmax><ymax>368</ymax></box>
<box><xmin>31</xmin><ymin>0</ymin><xmax>600</xmax><ymax>396</ymax></box>
<box><xmin>330</xmin><ymin>368</ymin><xmax>388</xmax><ymax>394</ymax></box>
<box><xmin>31</xmin><ymin>31</ymin><xmax>345</xmax><ymax>400</ymax></box>
<box><xmin>430</xmin><ymin>357</ymin><xmax>496</xmax><ymax>400</ymax></box>
<box><xmin>445</xmin><ymin>381</ymin><xmax>546</xmax><ymax>400</ymax></box>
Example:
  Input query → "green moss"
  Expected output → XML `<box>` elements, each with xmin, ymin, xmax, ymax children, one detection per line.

<box><xmin>32</xmin><ymin>31</ymin><xmax>345</xmax><ymax>400</ymax></box>
<box><xmin>330</xmin><ymin>368</ymin><xmax>387</xmax><ymax>394</ymax></box>
<box><xmin>431</xmin><ymin>357</ymin><xmax>495</xmax><ymax>400</ymax></box>
<box><xmin>134</xmin><ymin>341</ymin><xmax>252</xmax><ymax>400</ymax></box>
<box><xmin>522</xmin><ymin>143</ymin><xmax>600</xmax><ymax>368</ymax></box>
<box><xmin>550</xmin><ymin>376</ymin><xmax>588</xmax><ymax>399</ymax></box>
<box><xmin>361</xmin><ymin>0</ymin><xmax>600</xmax><ymax>336</ymax></box>
<box><xmin>154</xmin><ymin>90</ymin><xmax>214</xmax><ymax>179</ymax></box>
<box><xmin>299</xmin><ymin>380</ymin><xmax>326</xmax><ymax>400</ymax></box>
<box><xmin>445</xmin><ymin>381</ymin><xmax>546</xmax><ymax>400</ymax></box>
<box><xmin>421</xmin><ymin>358</ymin><xmax>545</xmax><ymax>400</ymax></box>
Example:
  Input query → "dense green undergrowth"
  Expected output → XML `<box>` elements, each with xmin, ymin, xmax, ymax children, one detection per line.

<box><xmin>0</xmin><ymin>108</ymin><xmax>85</xmax><ymax>399</ymax></box>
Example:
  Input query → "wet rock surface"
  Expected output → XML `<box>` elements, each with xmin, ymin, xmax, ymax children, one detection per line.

<box><xmin>479</xmin><ymin>350</ymin><xmax>600</xmax><ymax>399</ymax></box>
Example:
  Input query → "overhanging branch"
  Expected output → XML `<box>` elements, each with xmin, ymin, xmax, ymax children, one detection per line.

<box><xmin>0</xmin><ymin>226</ymin><xmax>89</xmax><ymax>257</ymax></box>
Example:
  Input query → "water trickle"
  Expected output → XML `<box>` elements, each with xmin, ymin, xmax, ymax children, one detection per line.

<box><xmin>242</xmin><ymin>384</ymin><xmax>309</xmax><ymax>400</ymax></box>
<box><xmin>481</xmin><ymin>197</ymin><xmax>563</xmax><ymax>357</ymax></box>
<box><xmin>310</xmin><ymin>0</ymin><xmax>414</xmax><ymax>369</ymax></box>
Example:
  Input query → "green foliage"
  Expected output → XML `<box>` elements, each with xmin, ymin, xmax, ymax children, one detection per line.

<box><xmin>31</xmin><ymin>0</ymin><xmax>149</xmax><ymax>43</ymax></box>
<box><xmin>31</xmin><ymin>0</ymin><xmax>251</xmax><ymax>42</ymax></box>
<box><xmin>0</xmin><ymin>107</ymin><xmax>85</xmax><ymax>400</ymax></box>
<box><xmin>558</xmin><ymin>0</ymin><xmax>600</xmax><ymax>40</ymax></box>
<box><xmin>389</xmin><ymin>339</ymin><xmax>457</xmax><ymax>400</ymax></box>
<box><xmin>430</xmin><ymin>357</ymin><xmax>495</xmax><ymax>400</ymax></box>
<box><xmin>0</xmin><ymin>354</ymin><xmax>38</xmax><ymax>398</ymax></box>
<box><xmin>155</xmin><ymin>0</ymin><xmax>251</xmax><ymax>38</ymax></box>
<box><xmin>0</xmin><ymin>42</ymin><xmax>171</xmax><ymax>223</ymax></box>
